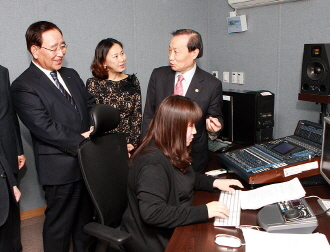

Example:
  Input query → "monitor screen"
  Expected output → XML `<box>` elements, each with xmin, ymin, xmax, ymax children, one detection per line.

<box><xmin>320</xmin><ymin>116</ymin><xmax>330</xmax><ymax>185</ymax></box>
<box><xmin>272</xmin><ymin>142</ymin><xmax>297</xmax><ymax>155</ymax></box>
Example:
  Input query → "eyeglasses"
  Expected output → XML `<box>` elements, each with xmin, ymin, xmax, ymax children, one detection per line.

<box><xmin>40</xmin><ymin>44</ymin><xmax>68</xmax><ymax>53</ymax></box>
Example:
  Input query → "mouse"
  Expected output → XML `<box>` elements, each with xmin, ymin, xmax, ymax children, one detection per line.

<box><xmin>284</xmin><ymin>209</ymin><xmax>300</xmax><ymax>219</ymax></box>
<box><xmin>214</xmin><ymin>234</ymin><xmax>242</xmax><ymax>248</ymax></box>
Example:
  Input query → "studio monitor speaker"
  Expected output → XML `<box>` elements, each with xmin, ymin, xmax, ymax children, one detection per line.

<box><xmin>301</xmin><ymin>44</ymin><xmax>330</xmax><ymax>95</ymax></box>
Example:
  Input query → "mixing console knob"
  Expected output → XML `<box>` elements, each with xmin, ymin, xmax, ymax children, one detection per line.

<box><xmin>284</xmin><ymin>209</ymin><xmax>300</xmax><ymax>219</ymax></box>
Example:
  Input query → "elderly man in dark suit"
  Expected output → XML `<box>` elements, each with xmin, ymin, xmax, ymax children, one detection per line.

<box><xmin>11</xmin><ymin>21</ymin><xmax>95</xmax><ymax>252</ymax></box>
<box><xmin>0</xmin><ymin>65</ymin><xmax>25</xmax><ymax>252</ymax></box>
<box><xmin>142</xmin><ymin>29</ymin><xmax>224</xmax><ymax>173</ymax></box>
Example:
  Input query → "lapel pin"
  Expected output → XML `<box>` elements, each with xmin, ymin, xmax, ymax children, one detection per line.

<box><xmin>195</xmin><ymin>89</ymin><xmax>199</xmax><ymax>93</ymax></box>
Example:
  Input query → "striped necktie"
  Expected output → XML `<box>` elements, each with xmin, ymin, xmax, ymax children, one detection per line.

<box><xmin>50</xmin><ymin>71</ymin><xmax>78</xmax><ymax>112</ymax></box>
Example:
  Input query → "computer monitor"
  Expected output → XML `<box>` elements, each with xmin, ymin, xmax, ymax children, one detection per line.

<box><xmin>320</xmin><ymin>116</ymin><xmax>330</xmax><ymax>185</ymax></box>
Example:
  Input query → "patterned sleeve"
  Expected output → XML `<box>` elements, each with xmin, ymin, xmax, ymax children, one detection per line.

<box><xmin>86</xmin><ymin>78</ymin><xmax>101</xmax><ymax>104</ymax></box>
<box><xmin>128</xmin><ymin>75</ymin><xmax>142</xmax><ymax>147</ymax></box>
<box><xmin>86</xmin><ymin>78</ymin><xmax>93</xmax><ymax>93</ymax></box>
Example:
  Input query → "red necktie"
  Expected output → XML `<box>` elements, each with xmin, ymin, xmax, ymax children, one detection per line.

<box><xmin>174</xmin><ymin>75</ymin><xmax>184</xmax><ymax>96</ymax></box>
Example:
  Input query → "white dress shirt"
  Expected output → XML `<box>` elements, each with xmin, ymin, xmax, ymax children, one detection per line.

<box><xmin>174</xmin><ymin>63</ymin><xmax>197</xmax><ymax>96</ymax></box>
<box><xmin>32</xmin><ymin>61</ymin><xmax>72</xmax><ymax>95</ymax></box>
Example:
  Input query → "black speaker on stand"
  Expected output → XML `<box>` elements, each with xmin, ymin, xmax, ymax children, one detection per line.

<box><xmin>301</xmin><ymin>44</ymin><xmax>330</xmax><ymax>95</ymax></box>
<box><xmin>299</xmin><ymin>44</ymin><xmax>330</xmax><ymax>124</ymax></box>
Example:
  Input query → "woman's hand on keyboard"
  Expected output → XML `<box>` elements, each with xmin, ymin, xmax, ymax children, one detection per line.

<box><xmin>206</xmin><ymin>201</ymin><xmax>230</xmax><ymax>218</ymax></box>
<box><xmin>213</xmin><ymin>179</ymin><xmax>243</xmax><ymax>192</ymax></box>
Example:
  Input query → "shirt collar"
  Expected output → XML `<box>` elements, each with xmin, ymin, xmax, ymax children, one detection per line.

<box><xmin>175</xmin><ymin>63</ymin><xmax>197</xmax><ymax>85</ymax></box>
<box><xmin>32</xmin><ymin>60</ymin><xmax>54</xmax><ymax>77</ymax></box>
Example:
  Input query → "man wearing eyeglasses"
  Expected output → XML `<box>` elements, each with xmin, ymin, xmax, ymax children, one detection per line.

<box><xmin>11</xmin><ymin>21</ymin><xmax>95</xmax><ymax>252</ymax></box>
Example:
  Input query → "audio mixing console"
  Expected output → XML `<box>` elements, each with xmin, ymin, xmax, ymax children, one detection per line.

<box><xmin>218</xmin><ymin>120</ymin><xmax>323</xmax><ymax>184</ymax></box>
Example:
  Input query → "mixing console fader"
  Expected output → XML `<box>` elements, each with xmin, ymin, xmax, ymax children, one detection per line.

<box><xmin>218</xmin><ymin>120</ymin><xmax>323</xmax><ymax>184</ymax></box>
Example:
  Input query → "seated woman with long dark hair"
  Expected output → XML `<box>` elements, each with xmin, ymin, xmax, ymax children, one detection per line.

<box><xmin>120</xmin><ymin>95</ymin><xmax>243</xmax><ymax>252</ymax></box>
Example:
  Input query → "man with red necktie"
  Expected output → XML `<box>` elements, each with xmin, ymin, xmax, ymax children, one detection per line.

<box><xmin>142</xmin><ymin>29</ymin><xmax>224</xmax><ymax>173</ymax></box>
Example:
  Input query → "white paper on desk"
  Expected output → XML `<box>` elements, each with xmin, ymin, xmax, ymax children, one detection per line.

<box><xmin>240</xmin><ymin>177</ymin><xmax>306</xmax><ymax>210</ymax></box>
<box><xmin>241</xmin><ymin>228</ymin><xmax>330</xmax><ymax>252</ymax></box>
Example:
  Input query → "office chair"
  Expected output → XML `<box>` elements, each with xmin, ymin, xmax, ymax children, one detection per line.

<box><xmin>78</xmin><ymin>104</ymin><xmax>131</xmax><ymax>252</ymax></box>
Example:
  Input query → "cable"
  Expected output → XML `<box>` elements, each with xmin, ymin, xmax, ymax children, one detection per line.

<box><xmin>315</xmin><ymin>208</ymin><xmax>330</xmax><ymax>216</ymax></box>
<box><xmin>304</xmin><ymin>195</ymin><xmax>330</xmax><ymax>216</ymax></box>
<box><xmin>238</xmin><ymin>225</ymin><xmax>261</xmax><ymax>230</ymax></box>
<box><xmin>226</xmin><ymin>0</ymin><xmax>236</xmax><ymax>12</ymax></box>
<box><xmin>304</xmin><ymin>195</ymin><xmax>320</xmax><ymax>200</ymax></box>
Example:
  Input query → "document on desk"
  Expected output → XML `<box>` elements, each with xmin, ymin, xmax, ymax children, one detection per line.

<box><xmin>241</xmin><ymin>228</ymin><xmax>330</xmax><ymax>252</ymax></box>
<box><xmin>240</xmin><ymin>177</ymin><xmax>306</xmax><ymax>210</ymax></box>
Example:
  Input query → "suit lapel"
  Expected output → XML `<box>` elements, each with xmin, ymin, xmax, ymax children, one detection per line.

<box><xmin>30</xmin><ymin>63</ymin><xmax>79</xmax><ymax>114</ymax></box>
<box><xmin>58</xmin><ymin>69</ymin><xmax>82</xmax><ymax>113</ymax></box>
<box><xmin>163</xmin><ymin>68</ymin><xmax>176</xmax><ymax>97</ymax></box>
<box><xmin>186</xmin><ymin>66</ymin><xmax>203</xmax><ymax>101</ymax></box>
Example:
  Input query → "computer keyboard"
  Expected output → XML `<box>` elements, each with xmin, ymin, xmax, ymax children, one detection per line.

<box><xmin>214</xmin><ymin>190</ymin><xmax>241</xmax><ymax>227</ymax></box>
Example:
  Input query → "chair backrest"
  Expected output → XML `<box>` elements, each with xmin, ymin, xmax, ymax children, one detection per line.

<box><xmin>78</xmin><ymin>104</ymin><xmax>129</xmax><ymax>227</ymax></box>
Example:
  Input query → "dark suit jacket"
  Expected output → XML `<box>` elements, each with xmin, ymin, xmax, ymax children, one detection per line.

<box><xmin>0</xmin><ymin>65</ymin><xmax>22</xmax><ymax>226</ymax></box>
<box><xmin>0</xmin><ymin>66</ymin><xmax>24</xmax><ymax>174</ymax></box>
<box><xmin>121</xmin><ymin>143</ymin><xmax>217</xmax><ymax>252</ymax></box>
<box><xmin>142</xmin><ymin>66</ymin><xmax>224</xmax><ymax>153</ymax></box>
<box><xmin>11</xmin><ymin>63</ymin><xmax>95</xmax><ymax>185</ymax></box>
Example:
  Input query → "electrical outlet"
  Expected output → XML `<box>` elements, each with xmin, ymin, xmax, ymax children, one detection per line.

<box><xmin>232</xmin><ymin>72</ymin><xmax>238</xmax><ymax>83</ymax></box>
<box><xmin>237</xmin><ymin>72</ymin><xmax>244</xmax><ymax>84</ymax></box>
<box><xmin>212</xmin><ymin>71</ymin><xmax>219</xmax><ymax>78</ymax></box>
<box><xmin>223</xmin><ymin>71</ymin><xmax>229</xmax><ymax>83</ymax></box>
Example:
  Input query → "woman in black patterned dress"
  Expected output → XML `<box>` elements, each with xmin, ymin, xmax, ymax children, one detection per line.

<box><xmin>86</xmin><ymin>38</ymin><xmax>142</xmax><ymax>154</ymax></box>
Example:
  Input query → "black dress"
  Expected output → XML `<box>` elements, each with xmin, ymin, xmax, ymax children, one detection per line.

<box><xmin>86</xmin><ymin>74</ymin><xmax>142</xmax><ymax>147</ymax></box>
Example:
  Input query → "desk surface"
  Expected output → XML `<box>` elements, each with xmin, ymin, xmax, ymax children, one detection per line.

<box><xmin>165</xmin><ymin>153</ymin><xmax>330</xmax><ymax>252</ymax></box>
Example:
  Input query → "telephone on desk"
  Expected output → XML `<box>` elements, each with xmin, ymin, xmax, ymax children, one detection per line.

<box><xmin>257</xmin><ymin>198</ymin><xmax>318</xmax><ymax>234</ymax></box>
